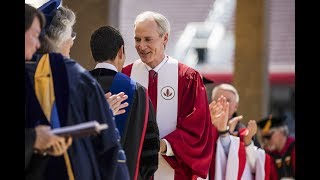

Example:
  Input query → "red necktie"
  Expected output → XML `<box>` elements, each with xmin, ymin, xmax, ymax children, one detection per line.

<box><xmin>148</xmin><ymin>70</ymin><xmax>158</xmax><ymax>112</ymax></box>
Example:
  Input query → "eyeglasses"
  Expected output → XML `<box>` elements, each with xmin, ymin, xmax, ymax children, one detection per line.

<box><xmin>262</xmin><ymin>131</ymin><xmax>275</xmax><ymax>140</ymax></box>
<box><xmin>71</xmin><ymin>31</ymin><xmax>77</xmax><ymax>40</ymax></box>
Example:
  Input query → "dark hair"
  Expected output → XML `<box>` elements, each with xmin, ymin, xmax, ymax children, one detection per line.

<box><xmin>25</xmin><ymin>4</ymin><xmax>45</xmax><ymax>33</ymax></box>
<box><xmin>90</xmin><ymin>26</ymin><xmax>124</xmax><ymax>62</ymax></box>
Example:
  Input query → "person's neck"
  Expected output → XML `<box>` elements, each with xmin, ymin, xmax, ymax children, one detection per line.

<box><xmin>105</xmin><ymin>60</ymin><xmax>120</xmax><ymax>72</ymax></box>
<box><xmin>147</xmin><ymin>54</ymin><xmax>166</xmax><ymax>69</ymax></box>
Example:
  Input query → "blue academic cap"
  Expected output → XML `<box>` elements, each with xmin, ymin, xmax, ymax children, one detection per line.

<box><xmin>38</xmin><ymin>0</ymin><xmax>62</xmax><ymax>29</ymax></box>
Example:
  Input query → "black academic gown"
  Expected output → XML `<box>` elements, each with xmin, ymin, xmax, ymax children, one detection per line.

<box><xmin>25</xmin><ymin>65</ymin><xmax>51</xmax><ymax>180</ymax></box>
<box><xmin>25</xmin><ymin>53</ymin><xmax>129</xmax><ymax>180</ymax></box>
<box><xmin>25</xmin><ymin>128</ymin><xmax>36</xmax><ymax>169</ymax></box>
<box><xmin>90</xmin><ymin>68</ymin><xmax>159</xmax><ymax>180</ymax></box>
<box><xmin>25</xmin><ymin>128</ymin><xmax>50</xmax><ymax>180</ymax></box>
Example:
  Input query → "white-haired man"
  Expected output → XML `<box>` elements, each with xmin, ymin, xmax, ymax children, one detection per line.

<box><xmin>211</xmin><ymin>83</ymin><xmax>245</xmax><ymax>135</ymax></box>
<box><xmin>211</xmin><ymin>83</ymin><xmax>262</xmax><ymax>145</ymax></box>
<box><xmin>122</xmin><ymin>11</ymin><xmax>217</xmax><ymax>179</ymax></box>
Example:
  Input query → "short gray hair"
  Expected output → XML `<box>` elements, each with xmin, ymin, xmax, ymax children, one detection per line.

<box><xmin>134</xmin><ymin>11</ymin><xmax>170</xmax><ymax>37</ymax></box>
<box><xmin>271</xmin><ymin>125</ymin><xmax>289</xmax><ymax>137</ymax></box>
<box><xmin>211</xmin><ymin>83</ymin><xmax>239</xmax><ymax>103</ymax></box>
<box><xmin>45</xmin><ymin>6</ymin><xmax>76</xmax><ymax>51</ymax></box>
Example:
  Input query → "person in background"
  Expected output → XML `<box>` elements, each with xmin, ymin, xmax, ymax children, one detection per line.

<box><xmin>25</xmin><ymin>4</ymin><xmax>72</xmax><ymax>180</ymax></box>
<box><xmin>211</xmin><ymin>83</ymin><xmax>260</xmax><ymax>147</ymax></box>
<box><xmin>258</xmin><ymin>115</ymin><xmax>295</xmax><ymax>179</ymax></box>
<box><xmin>122</xmin><ymin>11</ymin><xmax>215</xmax><ymax>179</ymax></box>
<box><xmin>25</xmin><ymin>0</ymin><xmax>129</xmax><ymax>179</ymax></box>
<box><xmin>209</xmin><ymin>96</ymin><xmax>271</xmax><ymax>180</ymax></box>
<box><xmin>89</xmin><ymin>25</ymin><xmax>159</xmax><ymax>180</ymax></box>
<box><xmin>211</xmin><ymin>83</ymin><xmax>244</xmax><ymax>135</ymax></box>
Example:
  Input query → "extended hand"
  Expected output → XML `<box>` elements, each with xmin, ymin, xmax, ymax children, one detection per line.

<box><xmin>105</xmin><ymin>92</ymin><xmax>129</xmax><ymax>116</ymax></box>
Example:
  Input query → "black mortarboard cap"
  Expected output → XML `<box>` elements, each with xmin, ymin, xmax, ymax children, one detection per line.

<box><xmin>257</xmin><ymin>114</ymin><xmax>287</xmax><ymax>133</ymax></box>
<box><xmin>38</xmin><ymin>0</ymin><xmax>61</xmax><ymax>29</ymax></box>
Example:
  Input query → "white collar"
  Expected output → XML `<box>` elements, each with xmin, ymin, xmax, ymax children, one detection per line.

<box><xmin>144</xmin><ymin>55</ymin><xmax>169</xmax><ymax>72</ymax></box>
<box><xmin>94</xmin><ymin>62</ymin><xmax>118</xmax><ymax>72</ymax></box>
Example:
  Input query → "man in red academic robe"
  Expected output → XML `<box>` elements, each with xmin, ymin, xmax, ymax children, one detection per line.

<box><xmin>209</xmin><ymin>97</ymin><xmax>271</xmax><ymax>180</ymax></box>
<box><xmin>122</xmin><ymin>11</ymin><xmax>216</xmax><ymax>179</ymax></box>
<box><xmin>258</xmin><ymin>115</ymin><xmax>295</xmax><ymax>180</ymax></box>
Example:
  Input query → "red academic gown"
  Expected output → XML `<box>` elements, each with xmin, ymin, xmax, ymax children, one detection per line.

<box><xmin>123</xmin><ymin>59</ymin><xmax>217</xmax><ymax>179</ymax></box>
<box><xmin>268</xmin><ymin>137</ymin><xmax>295</xmax><ymax>180</ymax></box>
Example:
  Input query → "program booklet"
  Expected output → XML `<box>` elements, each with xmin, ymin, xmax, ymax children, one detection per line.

<box><xmin>50</xmin><ymin>121</ymin><xmax>108</xmax><ymax>138</ymax></box>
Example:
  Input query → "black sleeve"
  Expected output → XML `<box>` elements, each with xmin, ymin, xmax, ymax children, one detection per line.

<box><xmin>139</xmin><ymin>95</ymin><xmax>160</xmax><ymax>180</ymax></box>
<box><xmin>25</xmin><ymin>128</ymin><xmax>49</xmax><ymax>180</ymax></box>
<box><xmin>123</xmin><ymin>83</ymin><xmax>159</xmax><ymax>180</ymax></box>
<box><xmin>25</xmin><ymin>128</ymin><xmax>36</xmax><ymax>169</ymax></box>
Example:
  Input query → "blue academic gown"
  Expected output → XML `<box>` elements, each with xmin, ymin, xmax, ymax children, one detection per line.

<box><xmin>25</xmin><ymin>53</ymin><xmax>129</xmax><ymax>180</ymax></box>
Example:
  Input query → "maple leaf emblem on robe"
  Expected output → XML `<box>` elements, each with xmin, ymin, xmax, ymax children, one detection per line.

<box><xmin>161</xmin><ymin>86</ymin><xmax>175</xmax><ymax>100</ymax></box>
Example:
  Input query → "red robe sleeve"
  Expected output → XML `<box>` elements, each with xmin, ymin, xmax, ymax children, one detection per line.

<box><xmin>162</xmin><ymin>63</ymin><xmax>217</xmax><ymax>179</ymax></box>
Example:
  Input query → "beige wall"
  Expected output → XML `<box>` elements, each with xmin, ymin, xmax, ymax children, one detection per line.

<box><xmin>64</xmin><ymin>0</ymin><xmax>110</xmax><ymax>70</ymax></box>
